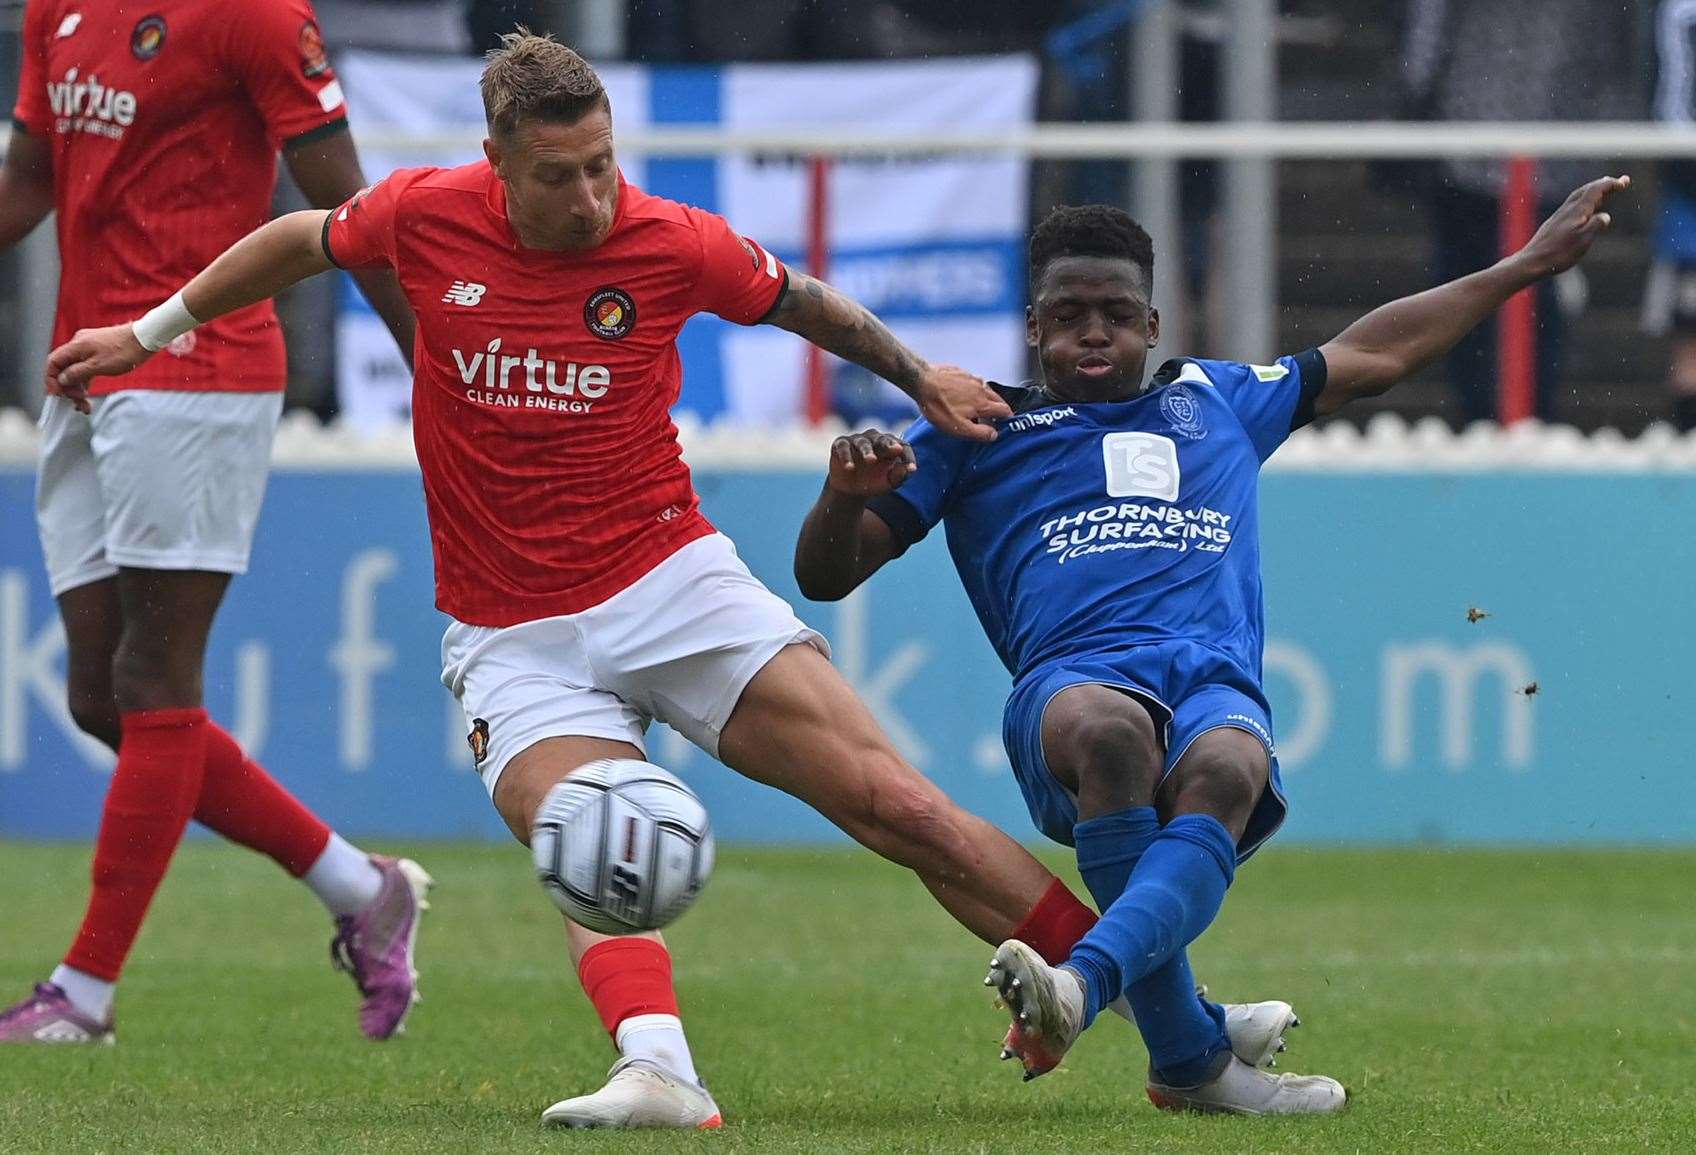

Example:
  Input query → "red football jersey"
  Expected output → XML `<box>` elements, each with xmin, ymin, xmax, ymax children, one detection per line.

<box><xmin>324</xmin><ymin>163</ymin><xmax>788</xmax><ymax>625</ymax></box>
<box><xmin>12</xmin><ymin>0</ymin><xmax>347</xmax><ymax>395</ymax></box>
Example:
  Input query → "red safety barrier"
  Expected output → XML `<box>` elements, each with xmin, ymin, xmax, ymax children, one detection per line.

<box><xmin>1496</xmin><ymin>155</ymin><xmax>1538</xmax><ymax>424</ymax></box>
<box><xmin>805</xmin><ymin>156</ymin><xmax>831</xmax><ymax>425</ymax></box>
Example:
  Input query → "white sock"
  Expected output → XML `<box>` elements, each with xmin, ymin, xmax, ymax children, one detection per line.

<box><xmin>301</xmin><ymin>833</ymin><xmax>384</xmax><ymax>916</ymax></box>
<box><xmin>616</xmin><ymin>1013</ymin><xmax>701</xmax><ymax>1086</ymax></box>
<box><xmin>49</xmin><ymin>965</ymin><xmax>115</xmax><ymax>1023</ymax></box>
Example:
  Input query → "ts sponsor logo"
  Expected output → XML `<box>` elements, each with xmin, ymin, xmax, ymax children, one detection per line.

<box><xmin>452</xmin><ymin>338</ymin><xmax>609</xmax><ymax>413</ymax></box>
<box><xmin>1041</xmin><ymin>501</ymin><xmax>1235</xmax><ymax>564</ymax></box>
<box><xmin>1004</xmin><ymin>406</ymin><xmax>1076</xmax><ymax>434</ymax></box>
<box><xmin>1102</xmin><ymin>431</ymin><xmax>1180</xmax><ymax>500</ymax></box>
<box><xmin>46</xmin><ymin>69</ymin><xmax>137</xmax><ymax>139</ymax></box>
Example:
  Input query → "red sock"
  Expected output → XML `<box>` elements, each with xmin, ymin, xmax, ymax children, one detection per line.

<box><xmin>1010</xmin><ymin>877</ymin><xmax>1101</xmax><ymax>965</ymax></box>
<box><xmin>63</xmin><ymin>708</ymin><xmax>210</xmax><ymax>981</ymax></box>
<box><xmin>577</xmin><ymin>938</ymin><xmax>681</xmax><ymax>1039</ymax></box>
<box><xmin>194</xmin><ymin>723</ymin><xmax>330</xmax><ymax>877</ymax></box>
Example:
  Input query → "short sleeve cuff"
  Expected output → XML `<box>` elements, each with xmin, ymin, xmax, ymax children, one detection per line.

<box><xmin>865</xmin><ymin>492</ymin><xmax>926</xmax><ymax>552</ymax></box>
<box><xmin>283</xmin><ymin>116</ymin><xmax>349</xmax><ymax>151</ymax></box>
<box><xmin>320</xmin><ymin>211</ymin><xmax>344</xmax><ymax>268</ymax></box>
<box><xmin>752</xmin><ymin>267</ymin><xmax>790</xmax><ymax>325</ymax></box>
<box><xmin>1289</xmin><ymin>346</ymin><xmax>1328</xmax><ymax>431</ymax></box>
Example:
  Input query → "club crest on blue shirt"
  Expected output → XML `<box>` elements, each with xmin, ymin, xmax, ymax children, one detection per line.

<box><xmin>1159</xmin><ymin>383</ymin><xmax>1207</xmax><ymax>440</ymax></box>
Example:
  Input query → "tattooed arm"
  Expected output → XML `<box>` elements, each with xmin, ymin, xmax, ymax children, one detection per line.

<box><xmin>765</xmin><ymin>271</ymin><xmax>1012</xmax><ymax>442</ymax></box>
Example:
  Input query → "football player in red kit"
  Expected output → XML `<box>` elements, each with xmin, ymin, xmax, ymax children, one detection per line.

<box><xmin>45</xmin><ymin>31</ymin><xmax>1118</xmax><ymax>1126</ymax></box>
<box><xmin>0</xmin><ymin>0</ymin><xmax>426</xmax><ymax>1045</ymax></box>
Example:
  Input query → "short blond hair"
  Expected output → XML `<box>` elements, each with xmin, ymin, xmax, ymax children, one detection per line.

<box><xmin>480</xmin><ymin>28</ymin><xmax>608</xmax><ymax>140</ymax></box>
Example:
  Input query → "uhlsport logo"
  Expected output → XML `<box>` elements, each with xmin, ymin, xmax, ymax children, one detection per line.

<box><xmin>1159</xmin><ymin>383</ymin><xmax>1207</xmax><ymax>440</ymax></box>
<box><xmin>46</xmin><ymin>69</ymin><xmax>138</xmax><ymax>139</ymax></box>
<box><xmin>585</xmin><ymin>287</ymin><xmax>636</xmax><ymax>340</ymax></box>
<box><xmin>1004</xmin><ymin>406</ymin><xmax>1076</xmax><ymax>434</ymax></box>
<box><xmin>452</xmin><ymin>338</ymin><xmax>610</xmax><ymax>413</ymax></box>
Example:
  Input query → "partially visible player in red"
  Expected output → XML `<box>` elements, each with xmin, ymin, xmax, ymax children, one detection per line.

<box><xmin>43</xmin><ymin>30</ymin><xmax>1121</xmax><ymax>1126</ymax></box>
<box><xmin>0</xmin><ymin>0</ymin><xmax>430</xmax><ymax>1045</ymax></box>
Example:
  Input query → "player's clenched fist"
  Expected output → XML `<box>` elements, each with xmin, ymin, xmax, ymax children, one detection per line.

<box><xmin>45</xmin><ymin>324</ymin><xmax>151</xmax><ymax>414</ymax></box>
<box><xmin>827</xmin><ymin>429</ymin><xmax>916</xmax><ymax>498</ymax></box>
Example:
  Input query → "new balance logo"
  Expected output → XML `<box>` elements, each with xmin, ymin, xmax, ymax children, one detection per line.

<box><xmin>442</xmin><ymin>281</ymin><xmax>487</xmax><ymax>307</ymax></box>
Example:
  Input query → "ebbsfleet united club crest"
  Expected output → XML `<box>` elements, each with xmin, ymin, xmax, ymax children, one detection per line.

<box><xmin>131</xmin><ymin>14</ymin><xmax>166</xmax><ymax>60</ymax></box>
<box><xmin>585</xmin><ymin>287</ymin><xmax>636</xmax><ymax>340</ymax></box>
<box><xmin>467</xmin><ymin>718</ymin><xmax>490</xmax><ymax>766</ymax></box>
<box><xmin>1160</xmin><ymin>383</ymin><xmax>1207</xmax><ymax>440</ymax></box>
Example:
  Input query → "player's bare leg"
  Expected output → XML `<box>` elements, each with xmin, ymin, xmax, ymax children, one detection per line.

<box><xmin>1134</xmin><ymin>729</ymin><xmax>1344</xmax><ymax>1112</ymax></box>
<box><xmin>58</xmin><ymin>578</ymin><xmax>126</xmax><ymax>748</ymax></box>
<box><xmin>1020</xmin><ymin>684</ymin><xmax>1248</xmax><ymax>1084</ymax></box>
<box><xmin>495</xmin><ymin>738</ymin><xmax>720</xmax><ymax>1130</ymax></box>
<box><xmin>717</xmin><ymin>643</ymin><xmax>1074</xmax><ymax>944</ymax></box>
<box><xmin>986</xmin><ymin>727</ymin><xmax>1344</xmax><ymax>1110</ymax></box>
<box><xmin>2</xmin><ymin>569</ymin><xmax>427</xmax><ymax>1044</ymax></box>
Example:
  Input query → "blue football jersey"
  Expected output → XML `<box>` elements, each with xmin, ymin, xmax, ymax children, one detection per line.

<box><xmin>866</xmin><ymin>351</ymin><xmax>1326</xmax><ymax>683</ymax></box>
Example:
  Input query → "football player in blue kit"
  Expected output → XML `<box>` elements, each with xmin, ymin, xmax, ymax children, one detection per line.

<box><xmin>793</xmin><ymin>174</ymin><xmax>1629</xmax><ymax>1114</ymax></box>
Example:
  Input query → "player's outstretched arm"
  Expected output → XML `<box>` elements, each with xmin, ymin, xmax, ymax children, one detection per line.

<box><xmin>1313</xmin><ymin>174</ymin><xmax>1630</xmax><ymax>417</ymax></box>
<box><xmin>794</xmin><ymin>430</ymin><xmax>914</xmax><ymax>600</ymax></box>
<box><xmin>765</xmin><ymin>272</ymin><xmax>1012</xmax><ymax>442</ymax></box>
<box><xmin>284</xmin><ymin>130</ymin><xmax>417</xmax><ymax>367</ymax></box>
<box><xmin>44</xmin><ymin>210</ymin><xmax>335</xmax><ymax>411</ymax></box>
<box><xmin>0</xmin><ymin>128</ymin><xmax>53</xmax><ymax>249</ymax></box>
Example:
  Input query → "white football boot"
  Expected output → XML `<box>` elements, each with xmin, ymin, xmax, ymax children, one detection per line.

<box><xmin>541</xmin><ymin>1057</ymin><xmax>723</xmax><ymax>1130</ymax></box>
<box><xmin>984</xmin><ymin>939</ymin><xmax>1087</xmax><ymax>1080</ymax></box>
<box><xmin>1147</xmin><ymin>1053</ymin><xmax>1347</xmax><ymax>1115</ymax></box>
<box><xmin>1223</xmin><ymin>1000</ymin><xmax>1300</xmax><ymax>1068</ymax></box>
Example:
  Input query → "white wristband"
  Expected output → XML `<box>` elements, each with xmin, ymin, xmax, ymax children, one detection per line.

<box><xmin>132</xmin><ymin>290</ymin><xmax>201</xmax><ymax>353</ymax></box>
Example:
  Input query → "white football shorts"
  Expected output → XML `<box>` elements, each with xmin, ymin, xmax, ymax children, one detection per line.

<box><xmin>35</xmin><ymin>391</ymin><xmax>283</xmax><ymax>596</ymax></box>
<box><xmin>440</xmin><ymin>532</ymin><xmax>829</xmax><ymax>797</ymax></box>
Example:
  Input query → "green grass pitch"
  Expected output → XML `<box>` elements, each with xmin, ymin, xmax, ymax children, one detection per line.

<box><xmin>2</xmin><ymin>842</ymin><xmax>1693</xmax><ymax>1153</ymax></box>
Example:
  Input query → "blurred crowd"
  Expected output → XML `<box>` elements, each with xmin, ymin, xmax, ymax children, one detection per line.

<box><xmin>6</xmin><ymin>0</ymin><xmax>1696</xmax><ymax>430</ymax></box>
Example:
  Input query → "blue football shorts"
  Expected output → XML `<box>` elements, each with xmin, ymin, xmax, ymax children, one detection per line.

<box><xmin>1001</xmin><ymin>639</ymin><xmax>1288</xmax><ymax>861</ymax></box>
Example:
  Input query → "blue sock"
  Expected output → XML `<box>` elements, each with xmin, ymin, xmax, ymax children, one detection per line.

<box><xmin>1129</xmin><ymin>956</ymin><xmax>1230</xmax><ymax>1086</ymax></box>
<box><xmin>1064</xmin><ymin>813</ymin><xmax>1238</xmax><ymax>1028</ymax></box>
<box><xmin>1073</xmin><ymin>808</ymin><xmax>1231</xmax><ymax>1080</ymax></box>
<box><xmin>1073</xmin><ymin>807</ymin><xmax>1159</xmax><ymax>910</ymax></box>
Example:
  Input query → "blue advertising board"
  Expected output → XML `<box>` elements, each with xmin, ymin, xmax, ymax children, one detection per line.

<box><xmin>3</xmin><ymin>464</ymin><xmax>1695</xmax><ymax>846</ymax></box>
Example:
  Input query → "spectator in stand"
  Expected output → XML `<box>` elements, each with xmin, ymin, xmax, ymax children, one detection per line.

<box><xmin>1647</xmin><ymin>0</ymin><xmax>1696</xmax><ymax>431</ymax></box>
<box><xmin>1397</xmin><ymin>0</ymin><xmax>1637</xmax><ymax>424</ymax></box>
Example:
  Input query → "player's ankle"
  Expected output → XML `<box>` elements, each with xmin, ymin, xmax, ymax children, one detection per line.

<box><xmin>616</xmin><ymin>1013</ymin><xmax>701</xmax><ymax>1086</ymax></box>
<box><xmin>1150</xmin><ymin>1043</ymin><xmax>1232</xmax><ymax>1090</ymax></box>
<box><xmin>49</xmin><ymin>965</ymin><xmax>115</xmax><ymax>1023</ymax></box>
<box><xmin>302</xmin><ymin>834</ymin><xmax>383</xmax><ymax>916</ymax></box>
